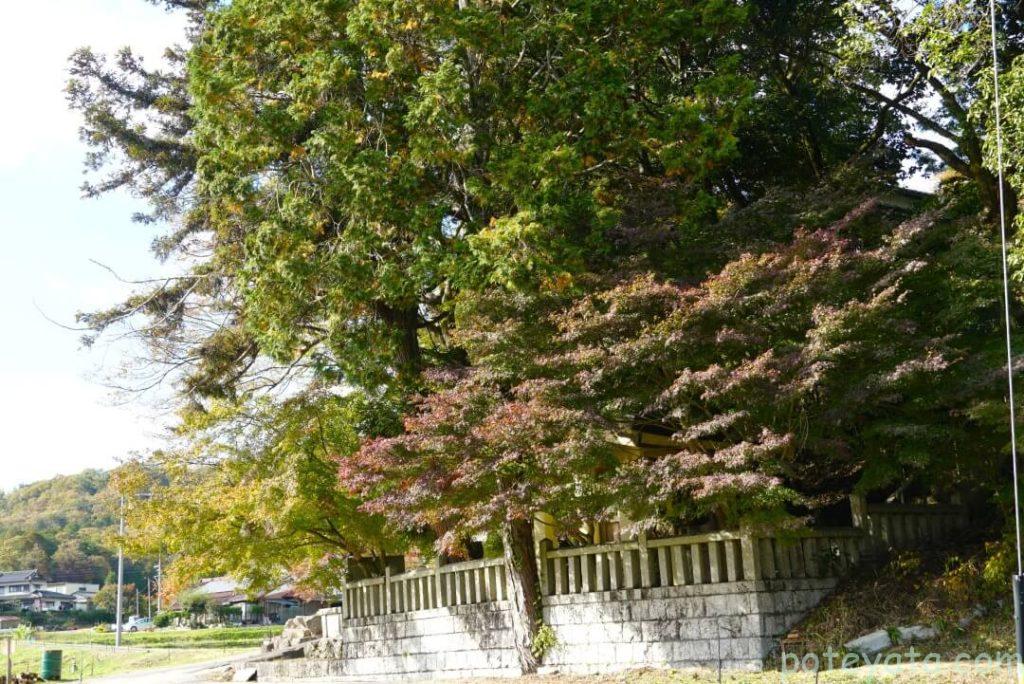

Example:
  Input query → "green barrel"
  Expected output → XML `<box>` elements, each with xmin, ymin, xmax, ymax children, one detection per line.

<box><xmin>40</xmin><ymin>649</ymin><xmax>62</xmax><ymax>681</ymax></box>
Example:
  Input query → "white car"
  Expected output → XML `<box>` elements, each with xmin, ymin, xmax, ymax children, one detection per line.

<box><xmin>111</xmin><ymin>616</ymin><xmax>155</xmax><ymax>633</ymax></box>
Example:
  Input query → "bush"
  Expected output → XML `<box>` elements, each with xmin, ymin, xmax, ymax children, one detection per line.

<box><xmin>178</xmin><ymin>590</ymin><xmax>210</xmax><ymax>616</ymax></box>
<box><xmin>214</xmin><ymin>605</ymin><xmax>242</xmax><ymax>623</ymax></box>
<box><xmin>154</xmin><ymin>610</ymin><xmax>188</xmax><ymax>628</ymax></box>
<box><xmin>11</xmin><ymin>609</ymin><xmax>113</xmax><ymax>630</ymax></box>
<box><xmin>12</xmin><ymin>625</ymin><xmax>34</xmax><ymax>641</ymax></box>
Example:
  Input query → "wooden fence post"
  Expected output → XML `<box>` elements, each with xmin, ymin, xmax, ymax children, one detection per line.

<box><xmin>433</xmin><ymin>558</ymin><xmax>444</xmax><ymax>609</ymax></box>
<box><xmin>638</xmin><ymin>533</ymin><xmax>652</xmax><ymax>588</ymax></box>
<box><xmin>622</xmin><ymin>543</ymin><xmax>636</xmax><ymax>588</ymax></box>
<box><xmin>849</xmin><ymin>494</ymin><xmax>867</xmax><ymax>529</ymax></box>
<box><xmin>537</xmin><ymin>538</ymin><xmax>552</xmax><ymax>596</ymax></box>
<box><xmin>739</xmin><ymin>528</ymin><xmax>761</xmax><ymax>582</ymax></box>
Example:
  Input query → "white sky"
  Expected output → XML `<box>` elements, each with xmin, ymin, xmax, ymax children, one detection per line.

<box><xmin>0</xmin><ymin>1</ymin><xmax>187</xmax><ymax>489</ymax></box>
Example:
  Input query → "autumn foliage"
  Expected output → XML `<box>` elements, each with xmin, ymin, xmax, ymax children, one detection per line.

<box><xmin>348</xmin><ymin>187</ymin><xmax>1012</xmax><ymax>541</ymax></box>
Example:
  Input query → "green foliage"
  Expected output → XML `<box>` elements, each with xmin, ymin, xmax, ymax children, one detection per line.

<box><xmin>531</xmin><ymin>622</ymin><xmax>559</xmax><ymax>660</ymax></box>
<box><xmin>12</xmin><ymin>625</ymin><xmax>34</xmax><ymax>641</ymax></box>
<box><xmin>182</xmin><ymin>0</ymin><xmax>751</xmax><ymax>390</ymax></box>
<box><xmin>177</xmin><ymin>590</ymin><xmax>210</xmax><ymax>616</ymax></box>
<box><xmin>482</xmin><ymin>532</ymin><xmax>504</xmax><ymax>560</ymax></box>
<box><xmin>153</xmin><ymin>610</ymin><xmax>188</xmax><ymax>628</ymax></box>
<box><xmin>120</xmin><ymin>393</ymin><xmax>399</xmax><ymax>596</ymax></box>
<box><xmin>728</xmin><ymin>1</ymin><xmax>904</xmax><ymax>195</ymax></box>
<box><xmin>838</xmin><ymin>0</ymin><xmax>1021</xmax><ymax>222</ymax></box>
<box><xmin>92</xmin><ymin>583</ymin><xmax>137</xmax><ymax>615</ymax></box>
<box><xmin>0</xmin><ymin>610</ymin><xmax>114</xmax><ymax>631</ymax></box>
<box><xmin>214</xmin><ymin>605</ymin><xmax>242</xmax><ymax>621</ymax></box>
<box><xmin>980</xmin><ymin>539</ymin><xmax>1018</xmax><ymax>601</ymax></box>
<box><xmin>36</xmin><ymin>625</ymin><xmax>283</xmax><ymax>650</ymax></box>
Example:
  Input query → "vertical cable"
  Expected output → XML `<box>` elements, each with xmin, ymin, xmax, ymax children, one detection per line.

<box><xmin>990</xmin><ymin>0</ymin><xmax>1023</xmax><ymax>575</ymax></box>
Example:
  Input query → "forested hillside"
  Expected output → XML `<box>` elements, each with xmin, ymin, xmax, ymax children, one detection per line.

<box><xmin>0</xmin><ymin>470</ymin><xmax>120</xmax><ymax>584</ymax></box>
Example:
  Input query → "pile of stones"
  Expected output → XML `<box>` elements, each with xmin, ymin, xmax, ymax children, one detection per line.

<box><xmin>302</xmin><ymin>636</ymin><xmax>344</xmax><ymax>660</ymax></box>
<box><xmin>0</xmin><ymin>674</ymin><xmax>43</xmax><ymax>684</ymax></box>
<box><xmin>262</xmin><ymin>614</ymin><xmax>323</xmax><ymax>654</ymax></box>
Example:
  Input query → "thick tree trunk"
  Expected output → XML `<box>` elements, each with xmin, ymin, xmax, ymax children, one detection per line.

<box><xmin>969</xmin><ymin>164</ymin><xmax>1020</xmax><ymax>230</ymax></box>
<box><xmin>373</xmin><ymin>302</ymin><xmax>422</xmax><ymax>374</ymax></box>
<box><xmin>501</xmin><ymin>518</ymin><xmax>541</xmax><ymax>674</ymax></box>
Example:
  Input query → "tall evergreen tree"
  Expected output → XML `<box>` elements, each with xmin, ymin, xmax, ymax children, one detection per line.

<box><xmin>72</xmin><ymin>0</ymin><xmax>751</xmax><ymax>668</ymax></box>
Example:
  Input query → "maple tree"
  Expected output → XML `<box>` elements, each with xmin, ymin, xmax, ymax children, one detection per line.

<box><xmin>349</xmin><ymin>173</ymin><xmax>1015</xmax><ymax>559</ymax></box>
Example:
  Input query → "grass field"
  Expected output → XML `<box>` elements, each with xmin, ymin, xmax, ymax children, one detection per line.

<box><xmin>1</xmin><ymin>641</ymin><xmax>250</xmax><ymax>680</ymax></box>
<box><xmin>34</xmin><ymin>624</ymin><xmax>282</xmax><ymax>650</ymax></box>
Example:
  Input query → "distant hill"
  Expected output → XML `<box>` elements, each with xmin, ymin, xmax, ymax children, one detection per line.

<box><xmin>0</xmin><ymin>470</ymin><xmax>150</xmax><ymax>586</ymax></box>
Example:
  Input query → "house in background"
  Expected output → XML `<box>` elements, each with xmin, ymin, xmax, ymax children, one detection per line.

<box><xmin>189</xmin><ymin>577</ymin><xmax>324</xmax><ymax>624</ymax></box>
<box><xmin>45</xmin><ymin>582</ymin><xmax>100</xmax><ymax>609</ymax></box>
<box><xmin>0</xmin><ymin>570</ymin><xmax>46</xmax><ymax>597</ymax></box>
<box><xmin>0</xmin><ymin>571</ymin><xmax>101</xmax><ymax>612</ymax></box>
<box><xmin>261</xmin><ymin>584</ymin><xmax>317</xmax><ymax>623</ymax></box>
<box><xmin>2</xmin><ymin>589</ymin><xmax>76</xmax><ymax>612</ymax></box>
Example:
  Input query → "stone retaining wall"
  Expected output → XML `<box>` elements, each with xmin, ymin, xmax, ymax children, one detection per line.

<box><xmin>257</xmin><ymin>577</ymin><xmax>835</xmax><ymax>681</ymax></box>
<box><xmin>543</xmin><ymin>578</ymin><xmax>835</xmax><ymax>674</ymax></box>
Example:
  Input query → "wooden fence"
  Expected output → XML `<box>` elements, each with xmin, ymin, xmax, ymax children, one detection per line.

<box><xmin>342</xmin><ymin>528</ymin><xmax>869</xmax><ymax>620</ymax></box>
<box><xmin>750</xmin><ymin>528</ymin><xmax>864</xmax><ymax>580</ymax></box>
<box><xmin>343</xmin><ymin>557</ymin><xmax>507</xmax><ymax>620</ymax></box>
<box><xmin>339</xmin><ymin>499</ymin><xmax>965</xmax><ymax>621</ymax></box>
<box><xmin>850</xmin><ymin>496</ymin><xmax>968</xmax><ymax>551</ymax></box>
<box><xmin>539</xmin><ymin>531</ymin><xmax>750</xmax><ymax>595</ymax></box>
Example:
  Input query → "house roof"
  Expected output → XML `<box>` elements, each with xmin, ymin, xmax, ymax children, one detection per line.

<box><xmin>191</xmin><ymin>577</ymin><xmax>313</xmax><ymax>605</ymax></box>
<box><xmin>32</xmin><ymin>590</ymin><xmax>75</xmax><ymax>600</ymax></box>
<box><xmin>263</xmin><ymin>584</ymin><xmax>299</xmax><ymax>600</ymax></box>
<box><xmin>195</xmin><ymin>577</ymin><xmax>240</xmax><ymax>595</ymax></box>
<box><xmin>2</xmin><ymin>590</ymin><xmax>75</xmax><ymax>601</ymax></box>
<box><xmin>0</xmin><ymin>570</ymin><xmax>39</xmax><ymax>585</ymax></box>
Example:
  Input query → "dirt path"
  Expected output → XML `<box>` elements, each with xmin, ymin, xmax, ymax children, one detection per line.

<box><xmin>87</xmin><ymin>653</ymin><xmax>253</xmax><ymax>684</ymax></box>
<box><xmin>83</xmin><ymin>661</ymin><xmax>1020</xmax><ymax>683</ymax></box>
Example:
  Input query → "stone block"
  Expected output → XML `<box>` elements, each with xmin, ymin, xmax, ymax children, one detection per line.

<box><xmin>640</xmin><ymin>619</ymin><xmax>678</xmax><ymax>642</ymax></box>
<box><xmin>614</xmin><ymin>623</ymin><xmax>639</xmax><ymax>642</ymax></box>
<box><xmin>844</xmin><ymin>629</ymin><xmax>892</xmax><ymax>655</ymax></box>
<box><xmin>897</xmin><ymin>625</ymin><xmax>938</xmax><ymax>643</ymax></box>
<box><xmin>675</xmin><ymin>639</ymin><xmax>714</xmax><ymax>661</ymax></box>
<box><xmin>703</xmin><ymin>593</ymin><xmax>750</xmax><ymax>616</ymax></box>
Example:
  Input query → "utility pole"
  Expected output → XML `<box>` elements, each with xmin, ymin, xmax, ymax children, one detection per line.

<box><xmin>147</xmin><ymin>577</ymin><xmax>152</xmax><ymax>620</ymax></box>
<box><xmin>115</xmin><ymin>496</ymin><xmax>125</xmax><ymax>649</ymax></box>
<box><xmin>156</xmin><ymin>552</ymin><xmax>162</xmax><ymax>613</ymax></box>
